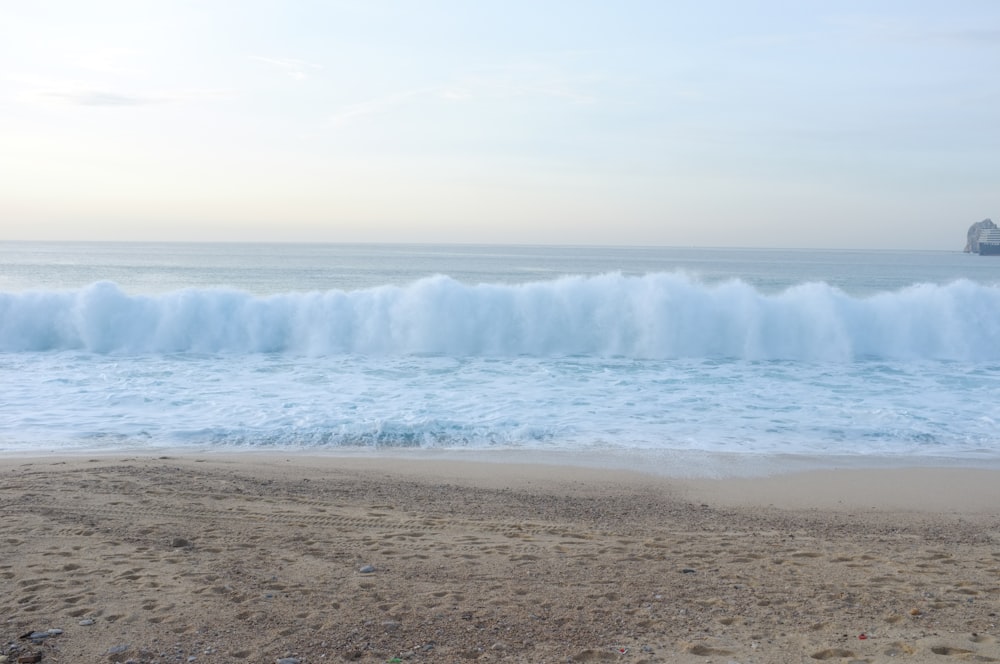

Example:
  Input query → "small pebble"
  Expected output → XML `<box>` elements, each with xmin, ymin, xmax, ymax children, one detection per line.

<box><xmin>170</xmin><ymin>537</ymin><xmax>190</xmax><ymax>548</ymax></box>
<box><xmin>359</xmin><ymin>564</ymin><xmax>376</xmax><ymax>574</ymax></box>
<box><xmin>276</xmin><ymin>658</ymin><xmax>301</xmax><ymax>664</ymax></box>
<box><xmin>79</xmin><ymin>618</ymin><xmax>95</xmax><ymax>626</ymax></box>
<box><xmin>681</xmin><ymin>568</ymin><xmax>697</xmax><ymax>574</ymax></box>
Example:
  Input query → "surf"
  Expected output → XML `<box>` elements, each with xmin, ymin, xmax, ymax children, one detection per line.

<box><xmin>1</xmin><ymin>274</ymin><xmax>997</xmax><ymax>361</ymax></box>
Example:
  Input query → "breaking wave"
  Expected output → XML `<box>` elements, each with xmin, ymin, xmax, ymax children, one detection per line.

<box><xmin>1</xmin><ymin>274</ymin><xmax>998</xmax><ymax>360</ymax></box>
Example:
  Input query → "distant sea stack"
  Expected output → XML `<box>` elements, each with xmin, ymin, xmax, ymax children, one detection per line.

<box><xmin>965</xmin><ymin>218</ymin><xmax>998</xmax><ymax>253</ymax></box>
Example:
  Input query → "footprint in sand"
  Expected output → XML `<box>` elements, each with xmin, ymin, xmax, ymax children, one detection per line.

<box><xmin>883</xmin><ymin>642</ymin><xmax>916</xmax><ymax>657</ymax></box>
<box><xmin>569</xmin><ymin>649</ymin><xmax>618</xmax><ymax>661</ymax></box>
<box><xmin>810</xmin><ymin>648</ymin><xmax>856</xmax><ymax>660</ymax></box>
<box><xmin>931</xmin><ymin>646</ymin><xmax>974</xmax><ymax>656</ymax></box>
<box><xmin>687</xmin><ymin>644</ymin><xmax>734</xmax><ymax>656</ymax></box>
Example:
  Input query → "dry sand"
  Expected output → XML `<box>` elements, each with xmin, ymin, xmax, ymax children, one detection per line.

<box><xmin>1</xmin><ymin>454</ymin><xmax>999</xmax><ymax>663</ymax></box>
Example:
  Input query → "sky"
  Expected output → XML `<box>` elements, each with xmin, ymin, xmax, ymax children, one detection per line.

<box><xmin>1</xmin><ymin>1</ymin><xmax>998</xmax><ymax>249</ymax></box>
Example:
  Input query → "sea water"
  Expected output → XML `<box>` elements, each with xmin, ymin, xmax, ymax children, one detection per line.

<box><xmin>1</xmin><ymin>242</ymin><xmax>998</xmax><ymax>476</ymax></box>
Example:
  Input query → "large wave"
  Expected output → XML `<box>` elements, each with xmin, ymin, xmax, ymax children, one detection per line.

<box><xmin>1</xmin><ymin>275</ymin><xmax>998</xmax><ymax>360</ymax></box>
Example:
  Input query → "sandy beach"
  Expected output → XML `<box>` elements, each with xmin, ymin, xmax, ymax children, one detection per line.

<box><xmin>2</xmin><ymin>455</ymin><xmax>998</xmax><ymax>663</ymax></box>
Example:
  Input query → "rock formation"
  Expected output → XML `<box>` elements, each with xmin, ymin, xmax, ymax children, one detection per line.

<box><xmin>965</xmin><ymin>218</ymin><xmax>997</xmax><ymax>253</ymax></box>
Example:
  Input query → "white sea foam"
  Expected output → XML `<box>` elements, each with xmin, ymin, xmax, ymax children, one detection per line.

<box><xmin>0</xmin><ymin>349</ymin><xmax>995</xmax><ymax>463</ymax></box>
<box><xmin>1</xmin><ymin>275</ymin><xmax>998</xmax><ymax>360</ymax></box>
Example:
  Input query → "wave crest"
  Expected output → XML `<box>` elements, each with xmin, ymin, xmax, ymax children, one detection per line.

<box><xmin>1</xmin><ymin>275</ymin><xmax>997</xmax><ymax>360</ymax></box>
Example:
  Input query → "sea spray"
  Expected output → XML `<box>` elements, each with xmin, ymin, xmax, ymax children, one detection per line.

<box><xmin>2</xmin><ymin>275</ymin><xmax>999</xmax><ymax>360</ymax></box>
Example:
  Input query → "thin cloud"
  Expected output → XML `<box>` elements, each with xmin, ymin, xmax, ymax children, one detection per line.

<box><xmin>249</xmin><ymin>55</ymin><xmax>323</xmax><ymax>80</ymax></box>
<box><xmin>328</xmin><ymin>87</ymin><xmax>439</xmax><ymax>126</ymax></box>
<box><xmin>164</xmin><ymin>88</ymin><xmax>236</xmax><ymax>102</ymax></box>
<box><xmin>16</xmin><ymin>83</ymin><xmax>235</xmax><ymax>107</ymax></box>
<box><xmin>46</xmin><ymin>90</ymin><xmax>155</xmax><ymax>106</ymax></box>
<box><xmin>440</xmin><ymin>88</ymin><xmax>473</xmax><ymax>101</ymax></box>
<box><xmin>828</xmin><ymin>16</ymin><xmax>1000</xmax><ymax>48</ymax></box>
<box><xmin>75</xmin><ymin>47</ymin><xmax>142</xmax><ymax>75</ymax></box>
<box><xmin>327</xmin><ymin>65</ymin><xmax>600</xmax><ymax>127</ymax></box>
<box><xmin>934</xmin><ymin>28</ymin><xmax>1000</xmax><ymax>46</ymax></box>
<box><xmin>675</xmin><ymin>88</ymin><xmax>706</xmax><ymax>102</ymax></box>
<box><xmin>439</xmin><ymin>72</ymin><xmax>599</xmax><ymax>105</ymax></box>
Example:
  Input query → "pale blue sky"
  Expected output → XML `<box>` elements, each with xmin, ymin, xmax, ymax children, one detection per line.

<box><xmin>1</xmin><ymin>1</ymin><xmax>997</xmax><ymax>248</ymax></box>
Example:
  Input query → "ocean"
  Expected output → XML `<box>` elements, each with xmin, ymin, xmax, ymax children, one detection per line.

<box><xmin>1</xmin><ymin>242</ymin><xmax>998</xmax><ymax>476</ymax></box>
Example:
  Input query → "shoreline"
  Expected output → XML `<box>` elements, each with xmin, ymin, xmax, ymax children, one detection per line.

<box><xmin>2</xmin><ymin>453</ymin><xmax>999</xmax><ymax>662</ymax></box>
<box><xmin>5</xmin><ymin>443</ymin><xmax>1000</xmax><ymax>478</ymax></box>
<box><xmin>6</xmin><ymin>449</ymin><xmax>1000</xmax><ymax>513</ymax></box>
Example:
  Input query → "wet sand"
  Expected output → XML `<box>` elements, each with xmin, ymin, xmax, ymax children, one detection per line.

<box><xmin>1</xmin><ymin>454</ymin><xmax>999</xmax><ymax>663</ymax></box>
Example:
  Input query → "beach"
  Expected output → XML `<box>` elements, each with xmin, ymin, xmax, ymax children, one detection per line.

<box><xmin>1</xmin><ymin>455</ymin><xmax>998</xmax><ymax>663</ymax></box>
